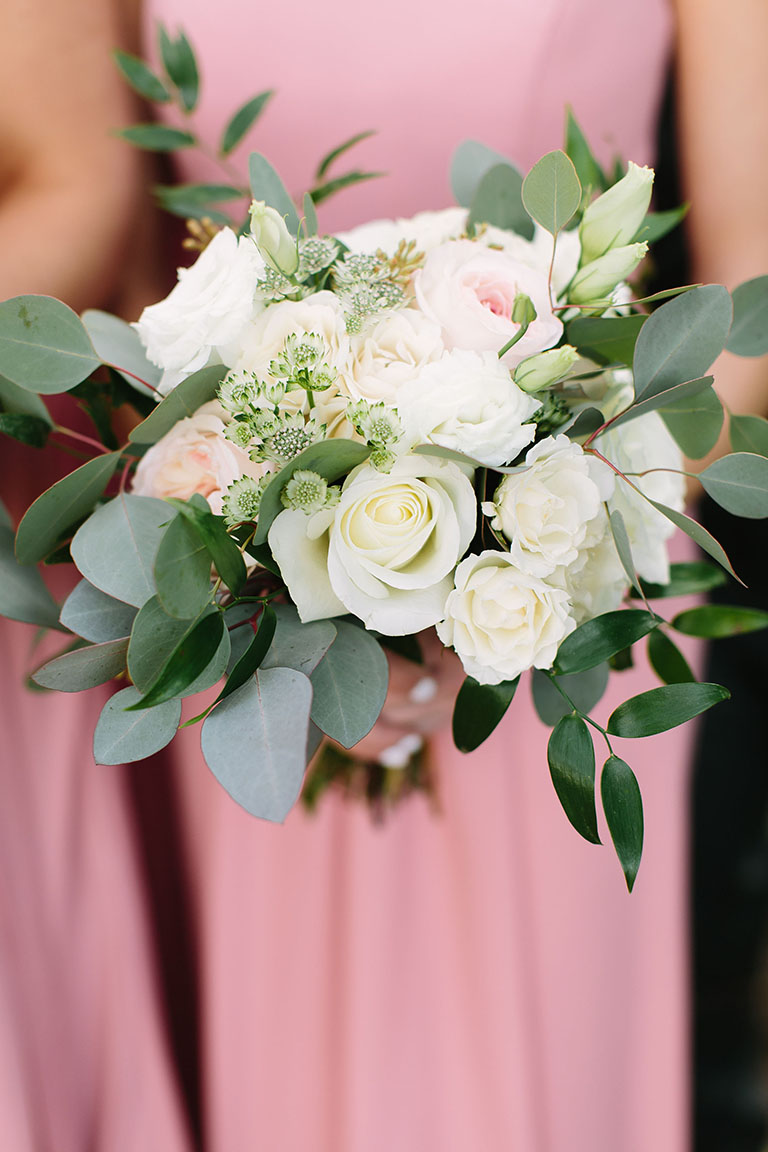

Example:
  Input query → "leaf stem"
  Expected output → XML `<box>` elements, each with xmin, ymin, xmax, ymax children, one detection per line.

<box><xmin>53</xmin><ymin>426</ymin><xmax>111</xmax><ymax>455</ymax></box>
<box><xmin>544</xmin><ymin>670</ymin><xmax>615</xmax><ymax>755</ymax></box>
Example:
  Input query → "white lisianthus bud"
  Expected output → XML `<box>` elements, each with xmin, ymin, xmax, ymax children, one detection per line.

<box><xmin>569</xmin><ymin>242</ymin><xmax>648</xmax><ymax>305</ymax></box>
<box><xmin>579</xmin><ymin>163</ymin><xmax>654</xmax><ymax>264</ymax></box>
<box><xmin>249</xmin><ymin>200</ymin><xmax>299</xmax><ymax>275</ymax></box>
<box><xmin>513</xmin><ymin>345</ymin><xmax>579</xmax><ymax>393</ymax></box>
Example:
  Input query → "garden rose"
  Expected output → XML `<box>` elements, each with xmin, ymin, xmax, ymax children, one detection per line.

<box><xmin>414</xmin><ymin>239</ymin><xmax>563</xmax><ymax>368</ymax></box>
<box><xmin>348</xmin><ymin>309</ymin><xmax>445</xmax><ymax>405</ymax></box>
<box><xmin>482</xmin><ymin>435</ymin><xmax>614</xmax><ymax>576</ymax></box>
<box><xmin>436</xmin><ymin>551</ymin><xmax>575</xmax><ymax>684</ymax></box>
<box><xmin>397</xmin><ymin>349</ymin><xmax>540</xmax><ymax>466</ymax></box>
<box><xmin>269</xmin><ymin>455</ymin><xmax>476</xmax><ymax>634</ymax></box>
<box><xmin>134</xmin><ymin>228</ymin><xmax>265</xmax><ymax>394</ymax></box>
<box><xmin>131</xmin><ymin>402</ymin><xmax>264</xmax><ymax>516</ymax></box>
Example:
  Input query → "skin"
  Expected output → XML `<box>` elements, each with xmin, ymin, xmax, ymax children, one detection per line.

<box><xmin>0</xmin><ymin>0</ymin><xmax>766</xmax><ymax>757</ymax></box>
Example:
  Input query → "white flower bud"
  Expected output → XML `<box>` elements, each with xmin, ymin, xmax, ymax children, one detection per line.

<box><xmin>579</xmin><ymin>162</ymin><xmax>654</xmax><ymax>264</ymax></box>
<box><xmin>249</xmin><ymin>200</ymin><xmax>299</xmax><ymax>275</ymax></box>
<box><xmin>569</xmin><ymin>243</ymin><xmax>648</xmax><ymax>305</ymax></box>
<box><xmin>513</xmin><ymin>345</ymin><xmax>579</xmax><ymax>393</ymax></box>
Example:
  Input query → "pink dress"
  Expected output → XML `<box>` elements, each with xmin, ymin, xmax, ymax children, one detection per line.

<box><xmin>0</xmin><ymin>1</ymin><xmax>692</xmax><ymax>1149</ymax></box>
<box><xmin>150</xmin><ymin>2</ymin><xmax>689</xmax><ymax>1150</ymax></box>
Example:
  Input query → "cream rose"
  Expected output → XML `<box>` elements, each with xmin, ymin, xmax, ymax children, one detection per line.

<box><xmin>413</xmin><ymin>239</ymin><xmax>563</xmax><ymax>368</ymax></box>
<box><xmin>131</xmin><ymin>402</ymin><xmax>264</xmax><ymax>516</ymax></box>
<box><xmin>336</xmin><ymin>207</ymin><xmax>468</xmax><ymax>257</ymax></box>
<box><xmin>134</xmin><ymin>228</ymin><xmax>265</xmax><ymax>395</ymax></box>
<box><xmin>397</xmin><ymin>350</ymin><xmax>540</xmax><ymax>466</ymax></box>
<box><xmin>269</xmin><ymin>455</ymin><xmax>476</xmax><ymax>634</ymax></box>
<box><xmin>348</xmin><ymin>310</ymin><xmax>445</xmax><ymax>405</ymax></box>
<box><xmin>483</xmin><ymin>435</ymin><xmax>614</xmax><ymax>576</ymax></box>
<box><xmin>599</xmin><ymin>389</ymin><xmax>685</xmax><ymax>584</ymax></box>
<box><xmin>437</xmin><ymin>550</ymin><xmax>576</xmax><ymax>685</ymax></box>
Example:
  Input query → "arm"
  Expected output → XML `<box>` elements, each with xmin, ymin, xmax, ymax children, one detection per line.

<box><xmin>0</xmin><ymin>0</ymin><xmax>151</xmax><ymax>312</ymax></box>
<box><xmin>674</xmin><ymin>0</ymin><xmax>768</xmax><ymax>444</ymax></box>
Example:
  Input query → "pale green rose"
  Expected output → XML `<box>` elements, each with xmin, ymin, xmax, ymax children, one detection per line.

<box><xmin>579</xmin><ymin>162</ymin><xmax>654</xmax><ymax>264</ymax></box>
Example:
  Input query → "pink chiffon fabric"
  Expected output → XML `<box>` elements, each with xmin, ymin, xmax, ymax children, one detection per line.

<box><xmin>0</xmin><ymin>0</ymin><xmax>695</xmax><ymax>1148</ymax></box>
<box><xmin>151</xmin><ymin>1</ymin><xmax>689</xmax><ymax>1150</ymax></box>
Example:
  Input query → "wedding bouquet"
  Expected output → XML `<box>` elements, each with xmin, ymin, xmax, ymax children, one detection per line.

<box><xmin>3</xmin><ymin>72</ymin><xmax>768</xmax><ymax>887</ymax></box>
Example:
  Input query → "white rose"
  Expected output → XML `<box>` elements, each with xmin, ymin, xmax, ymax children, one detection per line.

<box><xmin>414</xmin><ymin>239</ymin><xmax>563</xmax><ymax>368</ymax></box>
<box><xmin>397</xmin><ymin>349</ymin><xmax>540</xmax><ymax>466</ymax></box>
<box><xmin>549</xmin><ymin>511</ymin><xmax>628</xmax><ymax>624</ymax></box>
<box><xmin>131</xmin><ymin>402</ymin><xmax>264</xmax><ymax>516</ymax></box>
<box><xmin>483</xmin><ymin>435</ymin><xmax>614</xmax><ymax>576</ymax></box>
<box><xmin>483</xmin><ymin>224</ymin><xmax>582</xmax><ymax>299</ymax></box>
<box><xmin>348</xmin><ymin>309</ymin><xmax>445</xmax><ymax>405</ymax></box>
<box><xmin>599</xmin><ymin>392</ymin><xmax>685</xmax><ymax>584</ymax></box>
<box><xmin>269</xmin><ymin>455</ymin><xmax>477</xmax><ymax>634</ymax></box>
<box><xmin>134</xmin><ymin>229</ymin><xmax>265</xmax><ymax>395</ymax></box>
<box><xmin>437</xmin><ymin>550</ymin><xmax>575</xmax><ymax>685</ymax></box>
<box><xmin>336</xmin><ymin>207</ymin><xmax>468</xmax><ymax>257</ymax></box>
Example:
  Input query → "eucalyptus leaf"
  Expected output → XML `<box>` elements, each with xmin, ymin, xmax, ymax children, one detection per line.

<box><xmin>0</xmin><ymin>296</ymin><xmax>101</xmax><ymax>393</ymax></box>
<box><xmin>632</xmin><ymin>205</ymin><xmax>688</xmax><ymax>245</ymax></box>
<box><xmin>729</xmin><ymin>414</ymin><xmax>768</xmax><ymax>458</ymax></box>
<box><xmin>547</xmin><ymin>714</ymin><xmax>600</xmax><ymax>844</ymax></box>
<box><xmin>94</xmin><ymin>686</ymin><xmax>180</xmax><ymax>765</ymax></box>
<box><xmin>81</xmin><ymin>310</ymin><xmax>161</xmax><ymax>395</ymax></box>
<box><xmin>154</xmin><ymin>183</ymin><xmax>245</xmax><ymax>223</ymax></box>
<box><xmin>127</xmin><ymin>611</ymin><xmax>226</xmax><ymax>710</ymax></box>
<box><xmin>521</xmin><ymin>150</ymin><xmax>581</xmax><ymax>235</ymax></box>
<box><xmin>70</xmin><ymin>494</ymin><xmax>170</xmax><ymax>607</ymax></box>
<box><xmin>32</xmin><ymin>637</ymin><xmax>129</xmax><ymax>692</ymax></box>
<box><xmin>220</xmin><ymin>90</ymin><xmax>274</xmax><ymax>155</ymax></box>
<box><xmin>15</xmin><ymin>451</ymin><xmax>121</xmax><ymax>564</ymax></box>
<box><xmin>302</xmin><ymin>193</ymin><xmax>318</xmax><ymax>237</ymax></box>
<box><xmin>554</xmin><ymin>610</ymin><xmax>658</xmax><ymax>676</ymax></box>
<box><xmin>451</xmin><ymin>139</ymin><xmax>514</xmax><ymax>208</ymax></box>
<box><xmin>261</xmin><ymin>604</ymin><xmax>337</xmax><ymax>675</ymax></box>
<box><xmin>158</xmin><ymin>26</ymin><xmax>199</xmax><ymax>111</ymax></box>
<box><xmin>646</xmin><ymin>498</ymin><xmax>740</xmax><ymax>582</ymax></box>
<box><xmin>606</xmin><ymin>682</ymin><xmax>730</xmax><ymax>737</ymax></box>
<box><xmin>60</xmin><ymin>579</ymin><xmax>138</xmax><ymax>642</ymax></box>
<box><xmin>632</xmin><ymin>285</ymin><xmax>732</xmax><ymax>401</ymax></box>
<box><xmin>128</xmin><ymin>365</ymin><xmax>225</xmax><ymax>443</ymax></box>
<box><xmin>608</xmin><ymin>509</ymin><xmax>642</xmax><ymax>595</ymax></box>
<box><xmin>565</xmin><ymin>314</ymin><xmax>646</xmax><ymax>368</ymax></box>
<box><xmin>646</xmin><ymin>628</ymin><xmax>695</xmax><ymax>685</ymax></box>
<box><xmin>727</xmin><ymin>275</ymin><xmax>768</xmax><ymax>357</ymax></box>
<box><xmin>315</xmin><ymin>131</ymin><xmax>376</xmax><ymax>181</ymax></box>
<box><xmin>452</xmin><ymin>675</ymin><xmax>519</xmax><ymax>752</ymax></box>
<box><xmin>254</xmin><ymin>440</ymin><xmax>370</xmax><ymax>544</ymax></box>
<box><xmin>606</xmin><ymin>376</ymin><xmax>714</xmax><ymax>434</ymax></box>
<box><xmin>201</xmin><ymin>668</ymin><xmax>313</xmax><ymax>821</ymax></box>
<box><xmin>248</xmin><ymin>153</ymin><xmax>300</xmax><ymax>234</ymax></box>
<box><xmin>168</xmin><ymin>494</ymin><xmax>246</xmax><ymax>595</ymax></box>
<box><xmin>563</xmin><ymin>407</ymin><xmax>604</xmax><ymax>441</ymax></box>
<box><xmin>0</xmin><ymin>374</ymin><xmax>52</xmax><ymax>421</ymax></box>
<box><xmin>154</xmin><ymin>513</ymin><xmax>213</xmax><ymax>618</ymax></box>
<box><xmin>310</xmin><ymin>620</ymin><xmax>388</xmax><ymax>748</ymax></box>
<box><xmin>128</xmin><ymin>596</ymin><xmax>229</xmax><ymax>698</ymax></box>
<box><xmin>631</xmin><ymin>560</ymin><xmax>727</xmax><ymax>600</ymax></box>
<box><xmin>113</xmin><ymin>51</ymin><xmax>171</xmax><ymax>103</ymax></box>
<box><xmin>531</xmin><ymin>663</ymin><xmax>610</xmax><ymax>727</ymax></box>
<box><xmin>467</xmin><ymin>164</ymin><xmax>533</xmax><ymax>239</ymax></box>
<box><xmin>671</xmin><ymin>604</ymin><xmax>768</xmax><ymax>639</ymax></box>
<box><xmin>601</xmin><ymin>755</ymin><xmax>643</xmax><ymax>891</ymax></box>
<box><xmin>117</xmin><ymin>124</ymin><xmax>197</xmax><ymax>151</ymax></box>
<box><xmin>659</xmin><ymin>383</ymin><xmax>724</xmax><ymax>459</ymax></box>
<box><xmin>0</xmin><ymin>525</ymin><xmax>62</xmax><ymax>629</ymax></box>
<box><xmin>0</xmin><ymin>412</ymin><xmax>50</xmax><ymax>447</ymax></box>
<box><xmin>309</xmin><ymin>171</ymin><xmax>382</xmax><ymax>207</ymax></box>
<box><xmin>699</xmin><ymin>452</ymin><xmax>768</xmax><ymax>519</ymax></box>
<box><xmin>564</xmin><ymin>107</ymin><xmax>606</xmax><ymax>197</ymax></box>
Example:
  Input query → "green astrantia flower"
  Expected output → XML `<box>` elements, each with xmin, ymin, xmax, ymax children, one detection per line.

<box><xmin>250</xmin><ymin>411</ymin><xmax>326</xmax><ymax>467</ymax></box>
<box><xmin>219</xmin><ymin>369</ymin><xmax>262</xmax><ymax>415</ymax></box>
<box><xmin>222</xmin><ymin>475</ymin><xmax>270</xmax><ymax>527</ymax></box>
<box><xmin>281</xmin><ymin>469</ymin><xmax>340</xmax><ymax>515</ymax></box>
